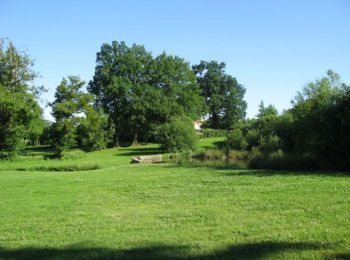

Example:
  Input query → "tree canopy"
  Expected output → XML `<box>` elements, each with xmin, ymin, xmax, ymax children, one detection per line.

<box><xmin>0</xmin><ymin>39</ymin><xmax>44</xmax><ymax>158</ymax></box>
<box><xmin>192</xmin><ymin>61</ymin><xmax>247</xmax><ymax>129</ymax></box>
<box><xmin>51</xmin><ymin>76</ymin><xmax>111</xmax><ymax>154</ymax></box>
<box><xmin>88</xmin><ymin>41</ymin><xmax>205</xmax><ymax>145</ymax></box>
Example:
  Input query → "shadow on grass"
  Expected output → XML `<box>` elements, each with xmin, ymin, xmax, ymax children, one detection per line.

<box><xmin>0</xmin><ymin>241</ymin><xmax>330</xmax><ymax>259</ymax></box>
<box><xmin>117</xmin><ymin>147</ymin><xmax>163</xmax><ymax>157</ymax></box>
<box><xmin>330</xmin><ymin>253</ymin><xmax>350</xmax><ymax>259</ymax></box>
<box><xmin>165</xmin><ymin>163</ymin><xmax>349</xmax><ymax>177</ymax></box>
<box><xmin>201</xmin><ymin>140</ymin><xmax>226</xmax><ymax>149</ymax></box>
<box><xmin>21</xmin><ymin>146</ymin><xmax>57</xmax><ymax>159</ymax></box>
<box><xmin>15</xmin><ymin>164</ymin><xmax>100</xmax><ymax>172</ymax></box>
<box><xmin>218</xmin><ymin>169</ymin><xmax>350</xmax><ymax>177</ymax></box>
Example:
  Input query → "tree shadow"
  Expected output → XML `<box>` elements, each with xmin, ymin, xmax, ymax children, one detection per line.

<box><xmin>21</xmin><ymin>146</ymin><xmax>57</xmax><ymax>159</ymax></box>
<box><xmin>117</xmin><ymin>147</ymin><xmax>163</xmax><ymax>157</ymax></box>
<box><xmin>329</xmin><ymin>253</ymin><xmax>350</xmax><ymax>260</ymax></box>
<box><xmin>201</xmin><ymin>140</ymin><xmax>226</xmax><ymax>149</ymax></box>
<box><xmin>165</xmin><ymin>162</ymin><xmax>349</xmax><ymax>177</ymax></box>
<box><xmin>218</xmin><ymin>169</ymin><xmax>350</xmax><ymax>177</ymax></box>
<box><xmin>0</xmin><ymin>241</ymin><xmax>329</xmax><ymax>260</ymax></box>
<box><xmin>0</xmin><ymin>245</ymin><xmax>185</xmax><ymax>260</ymax></box>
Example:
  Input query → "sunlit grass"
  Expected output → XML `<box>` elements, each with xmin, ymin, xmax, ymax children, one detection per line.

<box><xmin>0</xmin><ymin>141</ymin><xmax>349</xmax><ymax>259</ymax></box>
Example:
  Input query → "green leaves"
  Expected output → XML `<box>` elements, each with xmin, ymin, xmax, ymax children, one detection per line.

<box><xmin>0</xmin><ymin>40</ymin><xmax>43</xmax><ymax>158</ymax></box>
<box><xmin>156</xmin><ymin>116</ymin><xmax>199</xmax><ymax>152</ymax></box>
<box><xmin>52</xmin><ymin>76</ymin><xmax>91</xmax><ymax>120</ymax></box>
<box><xmin>51</xmin><ymin>76</ymin><xmax>110</xmax><ymax>154</ymax></box>
<box><xmin>193</xmin><ymin>61</ymin><xmax>247</xmax><ymax>129</ymax></box>
<box><xmin>89</xmin><ymin>41</ymin><xmax>205</xmax><ymax>144</ymax></box>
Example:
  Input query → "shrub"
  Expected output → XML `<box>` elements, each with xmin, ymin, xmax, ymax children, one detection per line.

<box><xmin>193</xmin><ymin>149</ymin><xmax>225</xmax><ymax>161</ymax></box>
<box><xmin>16</xmin><ymin>164</ymin><xmax>100</xmax><ymax>172</ymax></box>
<box><xmin>156</xmin><ymin>116</ymin><xmax>198</xmax><ymax>152</ymax></box>
<box><xmin>51</xmin><ymin>120</ymin><xmax>77</xmax><ymax>156</ymax></box>
<box><xmin>226</xmin><ymin>128</ymin><xmax>248</xmax><ymax>150</ymax></box>
<box><xmin>258</xmin><ymin>134</ymin><xmax>281</xmax><ymax>154</ymax></box>
<box><xmin>0</xmin><ymin>126</ymin><xmax>26</xmax><ymax>159</ymax></box>
<box><xmin>249</xmin><ymin>150</ymin><xmax>319</xmax><ymax>171</ymax></box>
<box><xmin>245</xmin><ymin>129</ymin><xmax>259</xmax><ymax>150</ymax></box>
<box><xmin>59</xmin><ymin>149</ymin><xmax>86</xmax><ymax>160</ymax></box>
<box><xmin>77</xmin><ymin>108</ymin><xmax>112</xmax><ymax>151</ymax></box>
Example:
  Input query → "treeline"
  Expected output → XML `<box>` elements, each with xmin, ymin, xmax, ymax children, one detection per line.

<box><xmin>0</xmin><ymin>39</ymin><xmax>246</xmax><ymax>156</ymax></box>
<box><xmin>226</xmin><ymin>70</ymin><xmax>350</xmax><ymax>171</ymax></box>
<box><xmin>0</xmin><ymin>39</ymin><xmax>45</xmax><ymax>158</ymax></box>
<box><xmin>1</xmin><ymin>38</ymin><xmax>349</xmax><ymax>170</ymax></box>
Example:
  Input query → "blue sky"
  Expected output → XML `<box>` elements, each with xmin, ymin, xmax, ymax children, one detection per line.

<box><xmin>1</xmin><ymin>0</ymin><xmax>349</xmax><ymax>120</ymax></box>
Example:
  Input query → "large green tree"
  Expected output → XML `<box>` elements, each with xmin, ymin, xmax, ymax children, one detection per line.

<box><xmin>88</xmin><ymin>41</ymin><xmax>153</xmax><ymax>145</ymax></box>
<box><xmin>51</xmin><ymin>76</ymin><xmax>109</xmax><ymax>153</ymax></box>
<box><xmin>0</xmin><ymin>39</ymin><xmax>44</xmax><ymax>158</ymax></box>
<box><xmin>246</xmin><ymin>70</ymin><xmax>350</xmax><ymax>170</ymax></box>
<box><xmin>192</xmin><ymin>61</ymin><xmax>247</xmax><ymax>129</ymax></box>
<box><xmin>51</xmin><ymin>76</ymin><xmax>88</xmax><ymax>153</ymax></box>
<box><xmin>89</xmin><ymin>41</ymin><xmax>205</xmax><ymax>144</ymax></box>
<box><xmin>289</xmin><ymin>70</ymin><xmax>350</xmax><ymax>169</ymax></box>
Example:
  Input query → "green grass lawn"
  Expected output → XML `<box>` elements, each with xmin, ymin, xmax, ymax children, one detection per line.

<box><xmin>198</xmin><ymin>137</ymin><xmax>226</xmax><ymax>149</ymax></box>
<box><xmin>0</xmin><ymin>140</ymin><xmax>349</xmax><ymax>259</ymax></box>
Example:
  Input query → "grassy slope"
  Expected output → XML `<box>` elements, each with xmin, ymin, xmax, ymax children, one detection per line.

<box><xmin>198</xmin><ymin>137</ymin><xmax>226</xmax><ymax>149</ymax></box>
<box><xmin>0</xmin><ymin>140</ymin><xmax>349</xmax><ymax>259</ymax></box>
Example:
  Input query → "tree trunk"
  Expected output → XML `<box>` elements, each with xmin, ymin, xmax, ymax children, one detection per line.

<box><xmin>212</xmin><ymin>113</ymin><xmax>220</xmax><ymax>129</ymax></box>
<box><xmin>132</xmin><ymin>132</ymin><xmax>138</xmax><ymax>146</ymax></box>
<box><xmin>112</xmin><ymin>131</ymin><xmax>119</xmax><ymax>147</ymax></box>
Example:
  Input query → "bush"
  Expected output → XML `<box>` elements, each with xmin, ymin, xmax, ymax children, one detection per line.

<box><xmin>77</xmin><ymin>108</ymin><xmax>112</xmax><ymax>151</ymax></box>
<box><xmin>226</xmin><ymin>128</ymin><xmax>248</xmax><ymax>150</ymax></box>
<box><xmin>258</xmin><ymin>134</ymin><xmax>281</xmax><ymax>154</ymax></box>
<box><xmin>156</xmin><ymin>116</ymin><xmax>198</xmax><ymax>152</ymax></box>
<box><xmin>245</xmin><ymin>129</ymin><xmax>259</xmax><ymax>150</ymax></box>
<box><xmin>59</xmin><ymin>149</ymin><xmax>86</xmax><ymax>160</ymax></box>
<box><xmin>51</xmin><ymin>120</ymin><xmax>77</xmax><ymax>156</ymax></box>
<box><xmin>249</xmin><ymin>150</ymin><xmax>319</xmax><ymax>171</ymax></box>
<box><xmin>16</xmin><ymin>164</ymin><xmax>100</xmax><ymax>172</ymax></box>
<box><xmin>193</xmin><ymin>149</ymin><xmax>225</xmax><ymax>161</ymax></box>
<box><xmin>0</xmin><ymin>126</ymin><xmax>26</xmax><ymax>159</ymax></box>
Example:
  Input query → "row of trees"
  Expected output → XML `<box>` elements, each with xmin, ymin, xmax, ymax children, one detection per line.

<box><xmin>1</xmin><ymin>38</ymin><xmax>349</xmax><ymax>170</ymax></box>
<box><xmin>48</xmin><ymin>41</ymin><xmax>247</xmax><ymax>154</ymax></box>
<box><xmin>227</xmin><ymin>70</ymin><xmax>350</xmax><ymax>170</ymax></box>
<box><xmin>0</xmin><ymin>39</ymin><xmax>247</xmax><ymax>157</ymax></box>
<box><xmin>88</xmin><ymin>41</ymin><xmax>247</xmax><ymax>145</ymax></box>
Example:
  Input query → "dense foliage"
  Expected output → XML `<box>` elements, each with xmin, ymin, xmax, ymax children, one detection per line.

<box><xmin>226</xmin><ymin>71</ymin><xmax>350</xmax><ymax>170</ymax></box>
<box><xmin>288</xmin><ymin>70</ymin><xmax>350</xmax><ymax>170</ymax></box>
<box><xmin>1</xmin><ymin>38</ymin><xmax>349</xmax><ymax>170</ymax></box>
<box><xmin>88</xmin><ymin>41</ymin><xmax>205</xmax><ymax>145</ymax></box>
<box><xmin>192</xmin><ymin>61</ymin><xmax>247</xmax><ymax>129</ymax></box>
<box><xmin>0</xmin><ymin>39</ymin><xmax>44</xmax><ymax>158</ymax></box>
<box><xmin>51</xmin><ymin>76</ymin><xmax>110</xmax><ymax>154</ymax></box>
<box><xmin>155</xmin><ymin>116</ymin><xmax>198</xmax><ymax>152</ymax></box>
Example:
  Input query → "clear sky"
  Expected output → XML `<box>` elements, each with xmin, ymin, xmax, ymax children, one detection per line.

<box><xmin>1</xmin><ymin>0</ymin><xmax>349</xmax><ymax>120</ymax></box>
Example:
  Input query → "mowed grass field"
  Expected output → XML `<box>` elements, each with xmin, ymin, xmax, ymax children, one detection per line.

<box><xmin>0</xmin><ymin>139</ymin><xmax>349</xmax><ymax>259</ymax></box>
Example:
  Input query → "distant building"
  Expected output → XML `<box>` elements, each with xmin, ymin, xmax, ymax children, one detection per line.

<box><xmin>193</xmin><ymin>120</ymin><xmax>203</xmax><ymax>130</ymax></box>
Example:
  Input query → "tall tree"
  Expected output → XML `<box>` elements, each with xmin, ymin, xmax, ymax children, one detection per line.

<box><xmin>89</xmin><ymin>41</ymin><xmax>205</xmax><ymax>144</ymax></box>
<box><xmin>221</xmin><ymin>75</ymin><xmax>247</xmax><ymax>129</ymax></box>
<box><xmin>51</xmin><ymin>76</ymin><xmax>92</xmax><ymax>153</ymax></box>
<box><xmin>88</xmin><ymin>41</ymin><xmax>153</xmax><ymax>145</ymax></box>
<box><xmin>77</xmin><ymin>106</ymin><xmax>112</xmax><ymax>151</ymax></box>
<box><xmin>256</xmin><ymin>101</ymin><xmax>278</xmax><ymax>135</ymax></box>
<box><xmin>151</xmin><ymin>53</ymin><xmax>205</xmax><ymax>119</ymax></box>
<box><xmin>192</xmin><ymin>61</ymin><xmax>246</xmax><ymax>129</ymax></box>
<box><xmin>0</xmin><ymin>39</ymin><xmax>43</xmax><ymax>158</ymax></box>
<box><xmin>290</xmin><ymin>70</ymin><xmax>350</xmax><ymax>168</ymax></box>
